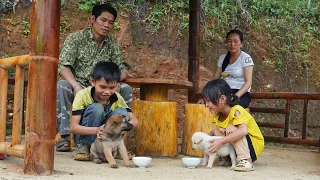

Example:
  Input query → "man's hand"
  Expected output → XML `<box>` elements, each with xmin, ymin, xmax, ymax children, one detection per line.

<box><xmin>208</xmin><ymin>138</ymin><xmax>224</xmax><ymax>153</ymax></box>
<box><xmin>73</xmin><ymin>84</ymin><xmax>83</xmax><ymax>96</ymax></box>
<box><xmin>96</xmin><ymin>124</ymin><xmax>105</xmax><ymax>141</ymax></box>
<box><xmin>115</xmin><ymin>82</ymin><xmax>121</xmax><ymax>93</ymax></box>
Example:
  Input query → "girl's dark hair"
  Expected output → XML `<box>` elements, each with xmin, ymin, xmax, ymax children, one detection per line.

<box><xmin>92</xmin><ymin>61</ymin><xmax>121</xmax><ymax>83</ymax></box>
<box><xmin>92</xmin><ymin>4</ymin><xmax>117</xmax><ymax>21</ymax></box>
<box><xmin>221</xmin><ymin>29</ymin><xmax>244</xmax><ymax>72</ymax></box>
<box><xmin>201</xmin><ymin>79</ymin><xmax>239</xmax><ymax>107</ymax></box>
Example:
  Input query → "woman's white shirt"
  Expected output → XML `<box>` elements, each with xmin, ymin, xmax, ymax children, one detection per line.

<box><xmin>217</xmin><ymin>51</ymin><xmax>254</xmax><ymax>92</ymax></box>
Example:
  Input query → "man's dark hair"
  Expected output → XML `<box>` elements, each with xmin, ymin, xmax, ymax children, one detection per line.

<box><xmin>92</xmin><ymin>61</ymin><xmax>121</xmax><ymax>83</ymax></box>
<box><xmin>92</xmin><ymin>4</ymin><xmax>117</xmax><ymax>21</ymax></box>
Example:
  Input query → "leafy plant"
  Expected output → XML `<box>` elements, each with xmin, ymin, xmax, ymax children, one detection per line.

<box><xmin>113</xmin><ymin>22</ymin><xmax>121</xmax><ymax>31</ymax></box>
<box><xmin>21</xmin><ymin>21</ymin><xmax>30</xmax><ymax>36</ymax></box>
<box><xmin>60</xmin><ymin>16</ymin><xmax>72</xmax><ymax>33</ymax></box>
<box><xmin>78</xmin><ymin>0</ymin><xmax>97</xmax><ymax>12</ymax></box>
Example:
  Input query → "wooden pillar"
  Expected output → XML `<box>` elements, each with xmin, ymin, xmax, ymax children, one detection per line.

<box><xmin>140</xmin><ymin>85</ymin><xmax>168</xmax><ymax>101</ymax></box>
<box><xmin>24</xmin><ymin>0</ymin><xmax>60</xmax><ymax>175</ymax></box>
<box><xmin>188</xmin><ymin>0</ymin><xmax>200</xmax><ymax>102</ymax></box>
<box><xmin>182</xmin><ymin>104</ymin><xmax>213</xmax><ymax>157</ymax></box>
<box><xmin>0</xmin><ymin>69</ymin><xmax>8</xmax><ymax>142</ymax></box>
<box><xmin>133</xmin><ymin>100</ymin><xmax>177</xmax><ymax>157</ymax></box>
<box><xmin>12</xmin><ymin>66</ymin><xmax>25</xmax><ymax>146</ymax></box>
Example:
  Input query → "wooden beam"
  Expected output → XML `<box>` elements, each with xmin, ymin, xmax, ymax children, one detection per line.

<box><xmin>0</xmin><ymin>55</ymin><xmax>29</xmax><ymax>69</ymax></box>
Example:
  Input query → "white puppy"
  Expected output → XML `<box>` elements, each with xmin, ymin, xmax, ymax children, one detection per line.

<box><xmin>191</xmin><ymin>132</ymin><xmax>236</xmax><ymax>169</ymax></box>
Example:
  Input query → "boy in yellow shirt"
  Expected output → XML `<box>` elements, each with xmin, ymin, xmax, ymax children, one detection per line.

<box><xmin>202</xmin><ymin>79</ymin><xmax>264</xmax><ymax>171</ymax></box>
<box><xmin>70</xmin><ymin>61</ymin><xmax>138</xmax><ymax>161</ymax></box>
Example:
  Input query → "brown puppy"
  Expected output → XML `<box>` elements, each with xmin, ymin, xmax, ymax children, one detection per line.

<box><xmin>90</xmin><ymin>114</ymin><xmax>134</xmax><ymax>168</ymax></box>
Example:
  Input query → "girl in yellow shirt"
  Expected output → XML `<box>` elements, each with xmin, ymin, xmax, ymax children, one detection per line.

<box><xmin>202</xmin><ymin>79</ymin><xmax>264</xmax><ymax>172</ymax></box>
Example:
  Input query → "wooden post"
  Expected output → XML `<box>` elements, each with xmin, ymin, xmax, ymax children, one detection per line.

<box><xmin>302</xmin><ymin>99</ymin><xmax>308</xmax><ymax>139</ymax></box>
<box><xmin>24</xmin><ymin>0</ymin><xmax>60</xmax><ymax>175</ymax></box>
<box><xmin>284</xmin><ymin>99</ymin><xmax>291</xmax><ymax>138</ymax></box>
<box><xmin>0</xmin><ymin>68</ymin><xmax>8</xmax><ymax>142</ymax></box>
<box><xmin>182</xmin><ymin>104</ymin><xmax>213</xmax><ymax>157</ymax></box>
<box><xmin>188</xmin><ymin>0</ymin><xmax>200</xmax><ymax>102</ymax></box>
<box><xmin>140</xmin><ymin>85</ymin><xmax>168</xmax><ymax>101</ymax></box>
<box><xmin>12</xmin><ymin>66</ymin><xmax>25</xmax><ymax>146</ymax></box>
<box><xmin>133</xmin><ymin>100</ymin><xmax>177</xmax><ymax>157</ymax></box>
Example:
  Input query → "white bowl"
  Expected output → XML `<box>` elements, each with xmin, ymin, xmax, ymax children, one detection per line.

<box><xmin>182</xmin><ymin>157</ymin><xmax>201</xmax><ymax>169</ymax></box>
<box><xmin>132</xmin><ymin>157</ymin><xmax>152</xmax><ymax>168</ymax></box>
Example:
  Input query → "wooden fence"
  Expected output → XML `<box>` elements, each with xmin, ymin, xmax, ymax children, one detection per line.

<box><xmin>250</xmin><ymin>92</ymin><xmax>320</xmax><ymax>146</ymax></box>
<box><xmin>0</xmin><ymin>55</ymin><xmax>29</xmax><ymax>158</ymax></box>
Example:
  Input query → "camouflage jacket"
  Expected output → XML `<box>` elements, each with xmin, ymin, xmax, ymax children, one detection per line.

<box><xmin>58</xmin><ymin>28</ymin><xmax>129</xmax><ymax>87</ymax></box>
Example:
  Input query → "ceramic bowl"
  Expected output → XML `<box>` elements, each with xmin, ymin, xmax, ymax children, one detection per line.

<box><xmin>132</xmin><ymin>157</ymin><xmax>152</xmax><ymax>168</ymax></box>
<box><xmin>181</xmin><ymin>157</ymin><xmax>201</xmax><ymax>169</ymax></box>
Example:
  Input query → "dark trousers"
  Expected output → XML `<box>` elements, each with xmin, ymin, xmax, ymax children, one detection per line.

<box><xmin>231</xmin><ymin>89</ymin><xmax>251</xmax><ymax>108</ymax></box>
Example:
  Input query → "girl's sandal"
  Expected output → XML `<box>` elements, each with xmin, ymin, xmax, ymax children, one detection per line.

<box><xmin>233</xmin><ymin>160</ymin><xmax>255</xmax><ymax>172</ymax></box>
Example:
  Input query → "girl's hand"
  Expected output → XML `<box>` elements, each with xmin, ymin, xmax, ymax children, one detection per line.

<box><xmin>208</xmin><ymin>138</ymin><xmax>224</xmax><ymax>153</ymax></box>
<box><xmin>96</xmin><ymin>124</ymin><xmax>105</xmax><ymax>140</ymax></box>
<box><xmin>220</xmin><ymin>128</ymin><xmax>226</xmax><ymax>135</ymax></box>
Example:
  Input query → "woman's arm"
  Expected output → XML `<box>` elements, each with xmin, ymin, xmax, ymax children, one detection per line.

<box><xmin>70</xmin><ymin>114</ymin><xmax>100</xmax><ymax>135</ymax></box>
<box><xmin>235</xmin><ymin>65</ymin><xmax>253</xmax><ymax>97</ymax></box>
<box><xmin>213</xmin><ymin>66</ymin><xmax>222</xmax><ymax>79</ymax></box>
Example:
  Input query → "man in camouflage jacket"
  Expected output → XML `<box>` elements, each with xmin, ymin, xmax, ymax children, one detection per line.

<box><xmin>56</xmin><ymin>4</ymin><xmax>132</xmax><ymax>152</ymax></box>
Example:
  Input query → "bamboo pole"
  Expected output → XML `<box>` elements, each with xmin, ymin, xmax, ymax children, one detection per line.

<box><xmin>0</xmin><ymin>55</ymin><xmax>29</xmax><ymax>69</ymax></box>
<box><xmin>0</xmin><ymin>68</ymin><xmax>8</xmax><ymax>142</ymax></box>
<box><xmin>12</xmin><ymin>66</ymin><xmax>25</xmax><ymax>146</ymax></box>
<box><xmin>0</xmin><ymin>142</ymin><xmax>25</xmax><ymax>158</ymax></box>
<box><xmin>24</xmin><ymin>0</ymin><xmax>60</xmax><ymax>175</ymax></box>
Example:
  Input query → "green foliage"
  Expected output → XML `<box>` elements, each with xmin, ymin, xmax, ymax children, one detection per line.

<box><xmin>113</xmin><ymin>22</ymin><xmax>121</xmax><ymax>31</ymax></box>
<box><xmin>78</xmin><ymin>0</ymin><xmax>97</xmax><ymax>12</ymax></box>
<box><xmin>60</xmin><ymin>16</ymin><xmax>72</xmax><ymax>33</ymax></box>
<box><xmin>73</xmin><ymin>0</ymin><xmax>319</xmax><ymax>77</ymax></box>
<box><xmin>6</xmin><ymin>18</ymin><xmax>20</xmax><ymax>26</ymax></box>
<box><xmin>1</xmin><ymin>53</ymin><xmax>9</xmax><ymax>59</ymax></box>
<box><xmin>21</xmin><ymin>21</ymin><xmax>30</xmax><ymax>36</ymax></box>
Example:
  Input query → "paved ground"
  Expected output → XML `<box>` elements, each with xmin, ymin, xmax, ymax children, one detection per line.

<box><xmin>0</xmin><ymin>146</ymin><xmax>319</xmax><ymax>180</ymax></box>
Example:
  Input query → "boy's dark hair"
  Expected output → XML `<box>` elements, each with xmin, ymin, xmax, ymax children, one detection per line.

<box><xmin>201</xmin><ymin>79</ymin><xmax>239</xmax><ymax>107</ymax></box>
<box><xmin>92</xmin><ymin>4</ymin><xmax>117</xmax><ymax>21</ymax></box>
<box><xmin>221</xmin><ymin>29</ymin><xmax>244</xmax><ymax>72</ymax></box>
<box><xmin>92</xmin><ymin>61</ymin><xmax>121</xmax><ymax>83</ymax></box>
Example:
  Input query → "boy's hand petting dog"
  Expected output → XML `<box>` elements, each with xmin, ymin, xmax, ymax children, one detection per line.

<box><xmin>96</xmin><ymin>124</ymin><xmax>105</xmax><ymax>141</ymax></box>
<box><xmin>208</xmin><ymin>138</ymin><xmax>224</xmax><ymax>153</ymax></box>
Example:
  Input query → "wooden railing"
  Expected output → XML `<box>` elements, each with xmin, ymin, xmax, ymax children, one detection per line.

<box><xmin>0</xmin><ymin>55</ymin><xmax>29</xmax><ymax>158</ymax></box>
<box><xmin>250</xmin><ymin>92</ymin><xmax>320</xmax><ymax>147</ymax></box>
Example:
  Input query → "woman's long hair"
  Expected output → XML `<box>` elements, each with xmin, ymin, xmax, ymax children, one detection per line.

<box><xmin>221</xmin><ymin>29</ymin><xmax>244</xmax><ymax>72</ymax></box>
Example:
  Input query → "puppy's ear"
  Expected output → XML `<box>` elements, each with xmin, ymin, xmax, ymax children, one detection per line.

<box><xmin>193</xmin><ymin>136</ymin><xmax>203</xmax><ymax>144</ymax></box>
<box><xmin>109</xmin><ymin>115</ymin><xmax>123</xmax><ymax>125</ymax></box>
